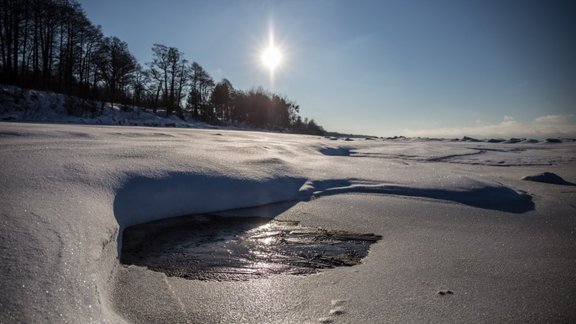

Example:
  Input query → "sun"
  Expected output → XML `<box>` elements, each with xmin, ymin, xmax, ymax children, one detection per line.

<box><xmin>258</xmin><ymin>24</ymin><xmax>287</xmax><ymax>86</ymax></box>
<box><xmin>261</xmin><ymin>44</ymin><xmax>282</xmax><ymax>71</ymax></box>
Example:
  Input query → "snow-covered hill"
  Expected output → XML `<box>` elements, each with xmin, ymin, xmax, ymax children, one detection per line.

<box><xmin>0</xmin><ymin>85</ymin><xmax>213</xmax><ymax>128</ymax></box>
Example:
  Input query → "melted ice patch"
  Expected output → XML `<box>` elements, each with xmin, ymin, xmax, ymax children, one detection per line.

<box><xmin>121</xmin><ymin>215</ymin><xmax>381</xmax><ymax>281</ymax></box>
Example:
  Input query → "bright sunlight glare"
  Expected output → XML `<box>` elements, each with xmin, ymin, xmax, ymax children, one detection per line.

<box><xmin>261</xmin><ymin>45</ymin><xmax>282</xmax><ymax>71</ymax></box>
<box><xmin>260</xmin><ymin>25</ymin><xmax>283</xmax><ymax>74</ymax></box>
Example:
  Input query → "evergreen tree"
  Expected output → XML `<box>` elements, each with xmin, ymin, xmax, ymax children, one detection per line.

<box><xmin>210</xmin><ymin>78</ymin><xmax>234</xmax><ymax>122</ymax></box>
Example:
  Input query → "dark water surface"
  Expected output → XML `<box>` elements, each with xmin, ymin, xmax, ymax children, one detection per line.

<box><xmin>121</xmin><ymin>215</ymin><xmax>381</xmax><ymax>281</ymax></box>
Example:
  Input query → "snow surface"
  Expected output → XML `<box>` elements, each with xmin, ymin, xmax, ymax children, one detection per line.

<box><xmin>0</xmin><ymin>85</ymin><xmax>213</xmax><ymax>128</ymax></box>
<box><xmin>1</xmin><ymin>122</ymin><xmax>576</xmax><ymax>323</ymax></box>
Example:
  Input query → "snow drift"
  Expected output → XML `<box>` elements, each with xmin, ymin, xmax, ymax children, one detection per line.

<box><xmin>1</xmin><ymin>122</ymin><xmax>574</xmax><ymax>323</ymax></box>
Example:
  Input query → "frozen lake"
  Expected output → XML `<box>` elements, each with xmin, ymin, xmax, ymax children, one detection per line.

<box><xmin>1</xmin><ymin>122</ymin><xmax>575</xmax><ymax>323</ymax></box>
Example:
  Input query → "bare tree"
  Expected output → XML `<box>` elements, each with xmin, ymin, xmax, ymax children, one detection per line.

<box><xmin>93</xmin><ymin>36</ymin><xmax>136</xmax><ymax>106</ymax></box>
<box><xmin>186</xmin><ymin>61</ymin><xmax>213</xmax><ymax>120</ymax></box>
<box><xmin>149</xmin><ymin>44</ymin><xmax>189</xmax><ymax>116</ymax></box>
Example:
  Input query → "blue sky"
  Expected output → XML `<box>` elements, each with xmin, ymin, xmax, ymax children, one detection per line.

<box><xmin>79</xmin><ymin>0</ymin><xmax>576</xmax><ymax>138</ymax></box>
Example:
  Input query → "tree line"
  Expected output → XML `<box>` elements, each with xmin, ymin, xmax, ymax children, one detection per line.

<box><xmin>0</xmin><ymin>0</ymin><xmax>325</xmax><ymax>135</ymax></box>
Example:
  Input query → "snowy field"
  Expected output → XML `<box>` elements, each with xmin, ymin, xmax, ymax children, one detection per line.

<box><xmin>1</xmin><ymin>122</ymin><xmax>575</xmax><ymax>323</ymax></box>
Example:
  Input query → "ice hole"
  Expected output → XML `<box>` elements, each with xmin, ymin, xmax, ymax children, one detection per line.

<box><xmin>121</xmin><ymin>214</ymin><xmax>381</xmax><ymax>281</ymax></box>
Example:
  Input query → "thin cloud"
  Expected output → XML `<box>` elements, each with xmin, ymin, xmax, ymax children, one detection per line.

<box><xmin>533</xmin><ymin>114</ymin><xmax>575</xmax><ymax>125</ymax></box>
<box><xmin>402</xmin><ymin>115</ymin><xmax>576</xmax><ymax>139</ymax></box>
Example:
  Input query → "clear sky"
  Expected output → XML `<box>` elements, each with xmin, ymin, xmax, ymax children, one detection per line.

<box><xmin>78</xmin><ymin>0</ymin><xmax>576</xmax><ymax>138</ymax></box>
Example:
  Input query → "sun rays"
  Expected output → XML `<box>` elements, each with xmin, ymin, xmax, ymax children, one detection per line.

<box><xmin>258</xmin><ymin>25</ymin><xmax>286</xmax><ymax>88</ymax></box>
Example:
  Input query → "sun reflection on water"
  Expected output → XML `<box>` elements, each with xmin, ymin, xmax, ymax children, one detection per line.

<box><xmin>122</xmin><ymin>216</ymin><xmax>381</xmax><ymax>281</ymax></box>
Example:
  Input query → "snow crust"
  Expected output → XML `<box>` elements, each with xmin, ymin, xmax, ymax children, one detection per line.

<box><xmin>1</xmin><ymin>122</ymin><xmax>575</xmax><ymax>323</ymax></box>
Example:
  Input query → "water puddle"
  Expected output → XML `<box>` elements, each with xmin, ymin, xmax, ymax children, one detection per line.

<box><xmin>121</xmin><ymin>215</ymin><xmax>381</xmax><ymax>281</ymax></box>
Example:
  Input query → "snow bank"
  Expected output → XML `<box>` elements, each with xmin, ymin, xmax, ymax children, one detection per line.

<box><xmin>114</xmin><ymin>173</ymin><xmax>307</xmax><ymax>252</ymax></box>
<box><xmin>0</xmin><ymin>84</ymin><xmax>212</xmax><ymax>128</ymax></box>
<box><xmin>298</xmin><ymin>178</ymin><xmax>534</xmax><ymax>213</ymax></box>
<box><xmin>522</xmin><ymin>172</ymin><xmax>575</xmax><ymax>186</ymax></box>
